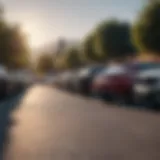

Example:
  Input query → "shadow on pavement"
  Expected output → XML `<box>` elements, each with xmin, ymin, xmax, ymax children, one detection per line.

<box><xmin>0</xmin><ymin>92</ymin><xmax>25</xmax><ymax>159</ymax></box>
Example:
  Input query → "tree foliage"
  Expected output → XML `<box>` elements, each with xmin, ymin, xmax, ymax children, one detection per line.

<box><xmin>36</xmin><ymin>54</ymin><xmax>54</xmax><ymax>73</ymax></box>
<box><xmin>94</xmin><ymin>20</ymin><xmax>135</xmax><ymax>60</ymax></box>
<box><xmin>53</xmin><ymin>20</ymin><xmax>136</xmax><ymax>69</ymax></box>
<box><xmin>46</xmin><ymin>1</ymin><xmax>160</xmax><ymax>70</ymax></box>
<box><xmin>64</xmin><ymin>47</ymin><xmax>82</xmax><ymax>68</ymax></box>
<box><xmin>132</xmin><ymin>1</ymin><xmax>160</xmax><ymax>54</ymax></box>
<box><xmin>82</xmin><ymin>33</ymin><xmax>98</xmax><ymax>62</ymax></box>
<box><xmin>0</xmin><ymin>7</ymin><xmax>30</xmax><ymax>69</ymax></box>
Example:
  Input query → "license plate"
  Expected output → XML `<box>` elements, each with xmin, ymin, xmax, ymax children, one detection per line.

<box><xmin>134</xmin><ymin>84</ymin><xmax>149</xmax><ymax>93</ymax></box>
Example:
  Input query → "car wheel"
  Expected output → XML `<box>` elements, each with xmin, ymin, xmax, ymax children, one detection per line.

<box><xmin>90</xmin><ymin>89</ymin><xmax>102</xmax><ymax>99</ymax></box>
<box><xmin>151</xmin><ymin>93</ymin><xmax>160</xmax><ymax>111</ymax></box>
<box><xmin>0</xmin><ymin>80</ymin><xmax>7</xmax><ymax>100</ymax></box>
<box><xmin>138</xmin><ymin>93</ymin><xmax>160</xmax><ymax>111</ymax></box>
<box><xmin>132</xmin><ymin>93</ymin><xmax>146</xmax><ymax>109</ymax></box>
<box><xmin>111</xmin><ymin>94</ymin><xmax>126</xmax><ymax>107</ymax></box>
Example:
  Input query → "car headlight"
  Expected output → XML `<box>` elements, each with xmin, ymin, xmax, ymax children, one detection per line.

<box><xmin>134</xmin><ymin>84</ymin><xmax>151</xmax><ymax>94</ymax></box>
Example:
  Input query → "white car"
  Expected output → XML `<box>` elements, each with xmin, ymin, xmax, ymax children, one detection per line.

<box><xmin>133</xmin><ymin>67</ymin><xmax>160</xmax><ymax>110</ymax></box>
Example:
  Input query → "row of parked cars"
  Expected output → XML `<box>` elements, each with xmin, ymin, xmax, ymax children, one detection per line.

<box><xmin>54</xmin><ymin>61</ymin><xmax>160</xmax><ymax>110</ymax></box>
<box><xmin>0</xmin><ymin>65</ymin><xmax>36</xmax><ymax>100</ymax></box>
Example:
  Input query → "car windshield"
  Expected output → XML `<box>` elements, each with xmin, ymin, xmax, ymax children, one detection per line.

<box><xmin>90</xmin><ymin>66</ymin><xmax>105</xmax><ymax>75</ymax></box>
<box><xmin>79</xmin><ymin>66</ymin><xmax>104</xmax><ymax>76</ymax></box>
<box><xmin>101</xmin><ymin>65</ymin><xmax>126</xmax><ymax>75</ymax></box>
<box><xmin>135</xmin><ymin>62</ymin><xmax>160</xmax><ymax>71</ymax></box>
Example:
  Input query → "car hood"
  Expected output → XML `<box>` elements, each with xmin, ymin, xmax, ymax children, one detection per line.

<box><xmin>138</xmin><ymin>69</ymin><xmax>160</xmax><ymax>79</ymax></box>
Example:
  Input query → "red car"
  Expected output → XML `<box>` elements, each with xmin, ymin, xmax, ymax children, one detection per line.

<box><xmin>91</xmin><ymin>62</ymin><xmax>160</xmax><ymax>104</ymax></box>
<box><xmin>91</xmin><ymin>64</ymin><xmax>136</xmax><ymax>104</ymax></box>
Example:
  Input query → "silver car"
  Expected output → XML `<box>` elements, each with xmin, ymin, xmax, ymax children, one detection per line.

<box><xmin>133</xmin><ymin>64</ymin><xmax>160</xmax><ymax>110</ymax></box>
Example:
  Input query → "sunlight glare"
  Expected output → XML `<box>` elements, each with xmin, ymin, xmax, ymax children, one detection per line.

<box><xmin>22</xmin><ymin>22</ymin><xmax>46</xmax><ymax>48</ymax></box>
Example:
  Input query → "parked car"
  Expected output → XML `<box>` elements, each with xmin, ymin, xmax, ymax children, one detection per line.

<box><xmin>0</xmin><ymin>65</ymin><xmax>8</xmax><ymax>99</ymax></box>
<box><xmin>91</xmin><ymin>64</ymin><xmax>133</xmax><ymax>104</ymax></box>
<box><xmin>56</xmin><ymin>71</ymin><xmax>73</xmax><ymax>89</ymax></box>
<box><xmin>133</xmin><ymin>63</ymin><xmax>160</xmax><ymax>110</ymax></box>
<box><xmin>52</xmin><ymin>73</ymin><xmax>62</xmax><ymax>87</ymax></box>
<box><xmin>67</xmin><ymin>70</ymin><xmax>81</xmax><ymax>92</ymax></box>
<box><xmin>72</xmin><ymin>65</ymin><xmax>105</xmax><ymax>94</ymax></box>
<box><xmin>92</xmin><ymin>62</ymin><xmax>160</xmax><ymax>105</ymax></box>
<box><xmin>64</xmin><ymin>70</ymin><xmax>78</xmax><ymax>91</ymax></box>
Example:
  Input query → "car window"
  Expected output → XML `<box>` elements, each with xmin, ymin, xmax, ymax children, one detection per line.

<box><xmin>79</xmin><ymin>68</ymin><xmax>90</xmax><ymax>76</ymax></box>
<box><xmin>90</xmin><ymin>66</ymin><xmax>104</xmax><ymax>75</ymax></box>
<box><xmin>135</xmin><ymin>62</ymin><xmax>160</xmax><ymax>71</ymax></box>
<box><xmin>79</xmin><ymin>66</ymin><xmax>104</xmax><ymax>76</ymax></box>
<box><xmin>101</xmin><ymin>65</ymin><xmax>126</xmax><ymax>75</ymax></box>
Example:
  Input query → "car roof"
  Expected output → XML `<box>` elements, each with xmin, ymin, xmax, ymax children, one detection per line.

<box><xmin>0</xmin><ymin>65</ymin><xmax>8</xmax><ymax>78</ymax></box>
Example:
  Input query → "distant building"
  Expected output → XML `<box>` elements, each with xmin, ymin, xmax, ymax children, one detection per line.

<box><xmin>32</xmin><ymin>38</ymin><xmax>80</xmax><ymax>59</ymax></box>
<box><xmin>54</xmin><ymin>38</ymin><xmax>80</xmax><ymax>57</ymax></box>
<box><xmin>55</xmin><ymin>38</ymin><xmax>67</xmax><ymax>56</ymax></box>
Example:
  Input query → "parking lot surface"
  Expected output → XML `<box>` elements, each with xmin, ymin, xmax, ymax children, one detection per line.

<box><xmin>2</xmin><ymin>85</ymin><xmax>160</xmax><ymax>160</ymax></box>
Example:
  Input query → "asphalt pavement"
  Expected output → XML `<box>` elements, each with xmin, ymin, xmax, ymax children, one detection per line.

<box><xmin>1</xmin><ymin>85</ymin><xmax>160</xmax><ymax>160</ymax></box>
<box><xmin>0</xmin><ymin>92</ymin><xmax>25</xmax><ymax>159</ymax></box>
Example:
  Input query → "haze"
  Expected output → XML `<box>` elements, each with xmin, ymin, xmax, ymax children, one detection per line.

<box><xmin>2</xmin><ymin>0</ymin><xmax>144</xmax><ymax>48</ymax></box>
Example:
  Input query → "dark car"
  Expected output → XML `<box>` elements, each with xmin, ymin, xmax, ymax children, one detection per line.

<box><xmin>73</xmin><ymin>65</ymin><xmax>105</xmax><ymax>94</ymax></box>
<box><xmin>0</xmin><ymin>66</ymin><xmax>8</xmax><ymax>99</ymax></box>
<box><xmin>7</xmin><ymin>71</ymin><xmax>35</xmax><ymax>96</ymax></box>
<box><xmin>55</xmin><ymin>71</ymin><xmax>73</xmax><ymax>90</ymax></box>
<box><xmin>63</xmin><ymin>71</ymin><xmax>75</xmax><ymax>90</ymax></box>
<box><xmin>132</xmin><ymin>62</ymin><xmax>160</xmax><ymax>110</ymax></box>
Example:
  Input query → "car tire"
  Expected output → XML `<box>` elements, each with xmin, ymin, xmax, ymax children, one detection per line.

<box><xmin>0</xmin><ymin>79</ymin><xmax>7</xmax><ymax>100</ymax></box>
<box><xmin>112</xmin><ymin>95</ymin><xmax>126</xmax><ymax>107</ymax></box>
<box><xmin>90</xmin><ymin>88</ymin><xmax>103</xmax><ymax>99</ymax></box>
<box><xmin>150</xmin><ymin>92</ymin><xmax>160</xmax><ymax>111</ymax></box>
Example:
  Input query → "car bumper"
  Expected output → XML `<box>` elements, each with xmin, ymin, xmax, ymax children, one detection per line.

<box><xmin>133</xmin><ymin>84</ymin><xmax>160</xmax><ymax>105</ymax></box>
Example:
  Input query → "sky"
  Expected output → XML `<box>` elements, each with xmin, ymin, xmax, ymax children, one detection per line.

<box><xmin>1</xmin><ymin>0</ymin><xmax>145</xmax><ymax>48</ymax></box>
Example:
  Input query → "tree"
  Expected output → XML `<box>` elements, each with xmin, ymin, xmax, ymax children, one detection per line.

<box><xmin>54</xmin><ymin>55</ymin><xmax>66</xmax><ymax>70</ymax></box>
<box><xmin>8</xmin><ymin>26</ymin><xmax>30</xmax><ymax>69</ymax></box>
<box><xmin>94</xmin><ymin>20</ymin><xmax>135</xmax><ymax>60</ymax></box>
<box><xmin>82</xmin><ymin>33</ymin><xmax>100</xmax><ymax>62</ymax></box>
<box><xmin>132</xmin><ymin>1</ymin><xmax>160</xmax><ymax>54</ymax></box>
<box><xmin>0</xmin><ymin>6</ymin><xmax>30</xmax><ymax>69</ymax></box>
<box><xmin>36</xmin><ymin>54</ymin><xmax>54</xmax><ymax>73</ymax></box>
<box><xmin>64</xmin><ymin>47</ymin><xmax>82</xmax><ymax>69</ymax></box>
